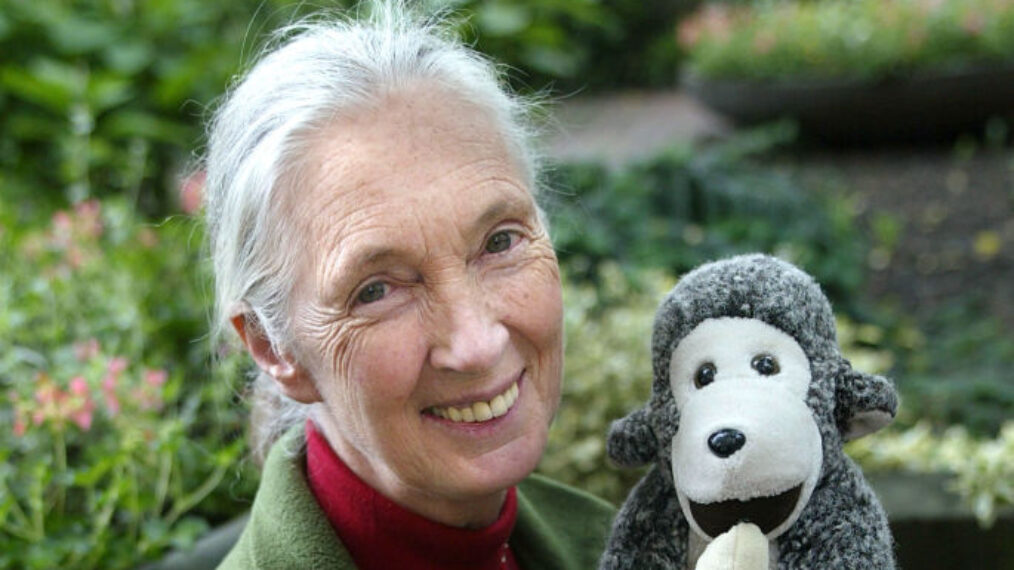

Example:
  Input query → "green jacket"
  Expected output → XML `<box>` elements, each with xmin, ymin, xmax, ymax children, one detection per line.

<box><xmin>218</xmin><ymin>428</ymin><xmax>616</xmax><ymax>569</ymax></box>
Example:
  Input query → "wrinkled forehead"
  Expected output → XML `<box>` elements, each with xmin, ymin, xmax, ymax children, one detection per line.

<box><xmin>279</xmin><ymin>83</ymin><xmax>529</xmax><ymax>229</ymax></box>
<box><xmin>268</xmin><ymin>84</ymin><xmax>540</xmax><ymax>301</ymax></box>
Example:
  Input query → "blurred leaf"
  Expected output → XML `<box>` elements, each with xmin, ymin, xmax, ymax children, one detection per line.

<box><xmin>0</xmin><ymin>64</ymin><xmax>77</xmax><ymax>113</ymax></box>
<box><xmin>973</xmin><ymin>230</ymin><xmax>1001</xmax><ymax>260</ymax></box>
<box><xmin>522</xmin><ymin>45</ymin><xmax>582</xmax><ymax>77</ymax></box>
<box><xmin>101</xmin><ymin>41</ymin><xmax>154</xmax><ymax>75</ymax></box>
<box><xmin>168</xmin><ymin>516</ymin><xmax>210</xmax><ymax>550</ymax></box>
<box><xmin>47</xmin><ymin>16</ymin><xmax>119</xmax><ymax>55</ymax></box>
<box><xmin>476</xmin><ymin>3</ymin><xmax>532</xmax><ymax>37</ymax></box>
<box><xmin>87</xmin><ymin>73</ymin><xmax>134</xmax><ymax>112</ymax></box>
<box><xmin>4</xmin><ymin>113</ymin><xmax>64</xmax><ymax>140</ymax></box>
<box><xmin>101</xmin><ymin>111</ymin><xmax>189</xmax><ymax>144</ymax></box>
<box><xmin>0</xmin><ymin>13</ymin><xmax>11</xmax><ymax>40</ymax></box>
<box><xmin>73</xmin><ymin>455</ymin><xmax>117</xmax><ymax>487</ymax></box>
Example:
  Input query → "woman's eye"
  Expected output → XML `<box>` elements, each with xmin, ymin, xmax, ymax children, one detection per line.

<box><xmin>751</xmin><ymin>354</ymin><xmax>780</xmax><ymax>376</ymax></box>
<box><xmin>356</xmin><ymin>281</ymin><xmax>388</xmax><ymax>304</ymax></box>
<box><xmin>694</xmin><ymin>362</ymin><xmax>717</xmax><ymax>388</ymax></box>
<box><xmin>484</xmin><ymin>230</ymin><xmax>515</xmax><ymax>254</ymax></box>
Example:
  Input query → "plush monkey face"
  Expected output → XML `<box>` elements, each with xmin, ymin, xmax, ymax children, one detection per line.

<box><xmin>668</xmin><ymin>317</ymin><xmax>822</xmax><ymax>542</ymax></box>
<box><xmin>604</xmin><ymin>255</ymin><xmax>900</xmax><ymax>570</ymax></box>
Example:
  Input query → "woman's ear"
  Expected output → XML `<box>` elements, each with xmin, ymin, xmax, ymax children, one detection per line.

<box><xmin>230</xmin><ymin>312</ymin><xmax>323</xmax><ymax>404</ymax></box>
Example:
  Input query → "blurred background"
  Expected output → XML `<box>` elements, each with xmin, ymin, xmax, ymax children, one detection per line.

<box><xmin>1</xmin><ymin>0</ymin><xmax>1011</xmax><ymax>568</ymax></box>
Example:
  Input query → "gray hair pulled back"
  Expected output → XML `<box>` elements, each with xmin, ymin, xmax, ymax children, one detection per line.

<box><xmin>202</xmin><ymin>1</ymin><xmax>542</xmax><ymax>462</ymax></box>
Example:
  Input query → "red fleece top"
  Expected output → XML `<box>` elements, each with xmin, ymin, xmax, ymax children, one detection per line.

<box><xmin>305</xmin><ymin>421</ymin><xmax>520</xmax><ymax>570</ymax></box>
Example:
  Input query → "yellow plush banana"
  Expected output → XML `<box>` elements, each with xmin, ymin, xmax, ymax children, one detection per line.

<box><xmin>695</xmin><ymin>523</ymin><xmax>769</xmax><ymax>570</ymax></box>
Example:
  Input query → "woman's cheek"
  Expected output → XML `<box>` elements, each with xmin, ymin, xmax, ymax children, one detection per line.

<box><xmin>352</xmin><ymin>318</ymin><xmax>429</xmax><ymax>399</ymax></box>
<box><xmin>295</xmin><ymin>304</ymin><xmax>371</xmax><ymax>400</ymax></box>
<box><xmin>514</xmin><ymin>251</ymin><xmax>563</xmax><ymax>331</ymax></box>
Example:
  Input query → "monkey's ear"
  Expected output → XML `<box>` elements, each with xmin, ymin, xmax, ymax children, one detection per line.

<box><xmin>835</xmin><ymin>366</ymin><xmax>899</xmax><ymax>441</ymax></box>
<box><xmin>607</xmin><ymin>407</ymin><xmax>658</xmax><ymax>467</ymax></box>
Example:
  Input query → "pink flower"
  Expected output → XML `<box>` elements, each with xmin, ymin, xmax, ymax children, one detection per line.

<box><xmin>65</xmin><ymin>246</ymin><xmax>86</xmax><ymax>269</ymax></box>
<box><xmin>129</xmin><ymin>369</ymin><xmax>168</xmax><ymax>411</ymax></box>
<box><xmin>27</xmin><ymin>373</ymin><xmax>97</xmax><ymax>431</ymax></box>
<box><xmin>70</xmin><ymin>407</ymin><xmax>94</xmax><ymax>431</ymax></box>
<box><xmin>144</xmin><ymin>369</ymin><xmax>168</xmax><ymax>387</ymax></box>
<box><xmin>962</xmin><ymin>12</ymin><xmax>986</xmax><ymax>36</ymax></box>
<box><xmin>678</xmin><ymin>4</ymin><xmax>737</xmax><ymax>50</ymax></box>
<box><xmin>104</xmin><ymin>393</ymin><xmax>121</xmax><ymax>416</ymax></box>
<box><xmin>73</xmin><ymin>338</ymin><xmax>101</xmax><ymax>362</ymax></box>
<box><xmin>179</xmin><ymin>170</ymin><xmax>205</xmax><ymax>215</ymax></box>
<box><xmin>73</xmin><ymin>200</ymin><xmax>103</xmax><ymax>239</ymax></box>
<box><xmin>677</xmin><ymin>19</ymin><xmax>702</xmax><ymax>49</ymax></box>
<box><xmin>35</xmin><ymin>382</ymin><xmax>62</xmax><ymax>406</ymax></box>
<box><xmin>132</xmin><ymin>387</ymin><xmax>163</xmax><ymax>411</ymax></box>
<box><xmin>10</xmin><ymin>391</ymin><xmax>28</xmax><ymax>437</ymax></box>
<box><xmin>52</xmin><ymin>211</ymin><xmax>72</xmax><ymax>236</ymax></box>
<box><xmin>752</xmin><ymin>32</ymin><xmax>777</xmax><ymax>55</ymax></box>
<box><xmin>69</xmin><ymin>376</ymin><xmax>89</xmax><ymax>397</ymax></box>
<box><xmin>108</xmin><ymin>357</ymin><xmax>129</xmax><ymax>376</ymax></box>
<box><xmin>65</xmin><ymin>378</ymin><xmax>95</xmax><ymax>431</ymax></box>
<box><xmin>101</xmin><ymin>374</ymin><xmax>121</xmax><ymax>416</ymax></box>
<box><xmin>137</xmin><ymin>228</ymin><xmax>159</xmax><ymax>248</ymax></box>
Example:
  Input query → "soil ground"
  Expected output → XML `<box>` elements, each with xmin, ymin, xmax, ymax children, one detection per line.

<box><xmin>787</xmin><ymin>148</ymin><xmax>1014</xmax><ymax>329</ymax></box>
<box><xmin>545</xmin><ymin>90</ymin><xmax>1014</xmax><ymax>329</ymax></box>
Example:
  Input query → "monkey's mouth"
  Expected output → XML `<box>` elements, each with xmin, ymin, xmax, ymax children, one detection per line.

<box><xmin>688</xmin><ymin>484</ymin><xmax>802</xmax><ymax>539</ymax></box>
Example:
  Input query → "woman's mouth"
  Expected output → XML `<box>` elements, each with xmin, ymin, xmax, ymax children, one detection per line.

<box><xmin>426</xmin><ymin>380</ymin><xmax>520</xmax><ymax>423</ymax></box>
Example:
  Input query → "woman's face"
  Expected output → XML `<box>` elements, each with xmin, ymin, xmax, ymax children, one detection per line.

<box><xmin>285</xmin><ymin>86</ymin><xmax>563</xmax><ymax>527</ymax></box>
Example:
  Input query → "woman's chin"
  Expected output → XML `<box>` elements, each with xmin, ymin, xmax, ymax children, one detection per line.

<box><xmin>438</xmin><ymin>431</ymin><xmax>549</xmax><ymax>499</ymax></box>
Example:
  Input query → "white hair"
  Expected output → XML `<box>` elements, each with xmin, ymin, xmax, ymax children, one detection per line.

<box><xmin>202</xmin><ymin>1</ymin><xmax>544</xmax><ymax>462</ymax></box>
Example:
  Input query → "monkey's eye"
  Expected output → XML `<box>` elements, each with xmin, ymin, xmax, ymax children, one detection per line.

<box><xmin>751</xmin><ymin>354</ymin><xmax>780</xmax><ymax>376</ymax></box>
<box><xmin>694</xmin><ymin>363</ymin><xmax>717</xmax><ymax>388</ymax></box>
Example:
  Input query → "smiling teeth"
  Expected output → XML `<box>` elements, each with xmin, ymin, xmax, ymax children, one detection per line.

<box><xmin>430</xmin><ymin>382</ymin><xmax>519</xmax><ymax>423</ymax></box>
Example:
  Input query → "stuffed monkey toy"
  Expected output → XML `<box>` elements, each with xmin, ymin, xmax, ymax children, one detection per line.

<box><xmin>599</xmin><ymin>254</ymin><xmax>898</xmax><ymax>569</ymax></box>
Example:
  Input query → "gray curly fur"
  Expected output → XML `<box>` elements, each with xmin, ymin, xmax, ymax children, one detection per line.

<box><xmin>599</xmin><ymin>254</ymin><xmax>898</xmax><ymax>569</ymax></box>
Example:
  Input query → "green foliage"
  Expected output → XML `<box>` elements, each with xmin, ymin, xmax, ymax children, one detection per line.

<box><xmin>679</xmin><ymin>0</ymin><xmax>1014</xmax><ymax>80</ymax></box>
<box><xmin>541</xmin><ymin>265</ymin><xmax>672</xmax><ymax>505</ymax></box>
<box><xmin>891</xmin><ymin>299</ymin><xmax>1014</xmax><ymax>436</ymax></box>
<box><xmin>1</xmin><ymin>0</ymin><xmax>1007</xmax><ymax>564</ymax></box>
<box><xmin>545</xmin><ymin>123</ymin><xmax>869</xmax><ymax>312</ymax></box>
<box><xmin>0</xmin><ymin>199</ymin><xmax>256</xmax><ymax>569</ymax></box>
<box><xmin>0</xmin><ymin>0</ymin><xmax>682</xmax><ymax>218</ymax></box>
<box><xmin>444</xmin><ymin>0</ymin><xmax>684</xmax><ymax>90</ymax></box>
<box><xmin>0</xmin><ymin>0</ymin><xmax>329</xmax><ymax>215</ymax></box>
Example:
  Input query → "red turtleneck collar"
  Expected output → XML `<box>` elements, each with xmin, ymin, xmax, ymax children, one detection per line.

<box><xmin>305</xmin><ymin>420</ymin><xmax>520</xmax><ymax>570</ymax></box>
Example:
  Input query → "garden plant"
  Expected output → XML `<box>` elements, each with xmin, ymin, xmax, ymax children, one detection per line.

<box><xmin>2</xmin><ymin>0</ymin><xmax>1012</xmax><ymax>567</ymax></box>
<box><xmin>0</xmin><ymin>199</ymin><xmax>258</xmax><ymax>569</ymax></box>
<box><xmin>678</xmin><ymin>0</ymin><xmax>1014</xmax><ymax>81</ymax></box>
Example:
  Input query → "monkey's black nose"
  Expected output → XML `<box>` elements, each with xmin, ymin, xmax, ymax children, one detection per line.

<box><xmin>708</xmin><ymin>428</ymin><xmax>746</xmax><ymax>458</ymax></box>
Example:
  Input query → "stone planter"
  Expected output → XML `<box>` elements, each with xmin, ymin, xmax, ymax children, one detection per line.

<box><xmin>682</xmin><ymin>64</ymin><xmax>1014</xmax><ymax>144</ymax></box>
<box><xmin>869</xmin><ymin>472</ymin><xmax>1014</xmax><ymax>569</ymax></box>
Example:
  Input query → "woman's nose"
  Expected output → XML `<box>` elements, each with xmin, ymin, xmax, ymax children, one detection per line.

<box><xmin>428</xmin><ymin>288</ymin><xmax>509</xmax><ymax>373</ymax></box>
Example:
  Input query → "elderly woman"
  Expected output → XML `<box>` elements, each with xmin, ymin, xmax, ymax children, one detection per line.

<box><xmin>204</xmin><ymin>2</ymin><xmax>615</xmax><ymax>569</ymax></box>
